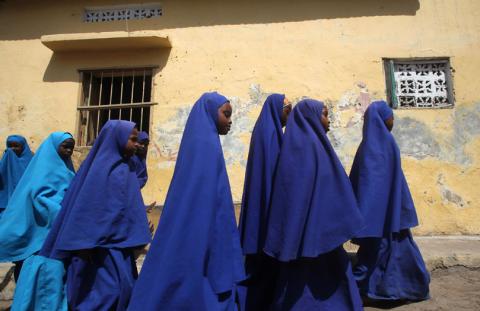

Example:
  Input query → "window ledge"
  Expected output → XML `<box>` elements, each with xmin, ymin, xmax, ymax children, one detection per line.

<box><xmin>41</xmin><ymin>31</ymin><xmax>171</xmax><ymax>52</ymax></box>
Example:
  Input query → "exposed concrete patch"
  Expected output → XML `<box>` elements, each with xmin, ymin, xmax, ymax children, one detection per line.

<box><xmin>326</xmin><ymin>83</ymin><xmax>381</xmax><ymax>166</ymax></box>
<box><xmin>152</xmin><ymin>84</ymin><xmax>283</xmax><ymax>168</ymax></box>
<box><xmin>447</xmin><ymin>103</ymin><xmax>480</xmax><ymax>165</ymax></box>
<box><xmin>437</xmin><ymin>174</ymin><xmax>466</xmax><ymax>208</ymax></box>
<box><xmin>393</xmin><ymin>117</ymin><xmax>442</xmax><ymax>160</ymax></box>
<box><xmin>329</xmin><ymin>88</ymin><xmax>480</xmax><ymax>167</ymax></box>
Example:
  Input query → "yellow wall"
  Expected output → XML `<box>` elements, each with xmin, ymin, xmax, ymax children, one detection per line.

<box><xmin>1</xmin><ymin>0</ymin><xmax>479</xmax><ymax>234</ymax></box>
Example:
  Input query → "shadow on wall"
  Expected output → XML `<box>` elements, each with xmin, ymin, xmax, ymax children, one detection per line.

<box><xmin>42</xmin><ymin>48</ymin><xmax>171</xmax><ymax>83</ymax></box>
<box><xmin>0</xmin><ymin>0</ymin><xmax>420</xmax><ymax>40</ymax></box>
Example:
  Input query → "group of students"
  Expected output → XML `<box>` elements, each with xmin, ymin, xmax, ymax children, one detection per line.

<box><xmin>0</xmin><ymin>91</ymin><xmax>430</xmax><ymax>311</ymax></box>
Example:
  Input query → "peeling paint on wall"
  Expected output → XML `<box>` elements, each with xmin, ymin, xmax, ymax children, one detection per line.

<box><xmin>437</xmin><ymin>174</ymin><xmax>466</xmax><ymax>208</ymax></box>
<box><xmin>393</xmin><ymin>117</ymin><xmax>442</xmax><ymax>160</ymax></box>
<box><xmin>152</xmin><ymin>85</ymin><xmax>284</xmax><ymax>168</ymax></box>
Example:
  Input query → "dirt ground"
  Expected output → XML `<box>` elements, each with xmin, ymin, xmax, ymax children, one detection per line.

<box><xmin>1</xmin><ymin>266</ymin><xmax>479</xmax><ymax>311</ymax></box>
<box><xmin>365</xmin><ymin>266</ymin><xmax>480</xmax><ymax>311</ymax></box>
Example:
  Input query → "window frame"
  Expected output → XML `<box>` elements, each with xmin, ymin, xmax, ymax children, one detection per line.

<box><xmin>76</xmin><ymin>66</ymin><xmax>158</xmax><ymax>146</ymax></box>
<box><xmin>383</xmin><ymin>57</ymin><xmax>455</xmax><ymax>109</ymax></box>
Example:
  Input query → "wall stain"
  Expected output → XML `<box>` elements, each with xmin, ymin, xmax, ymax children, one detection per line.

<box><xmin>437</xmin><ymin>174</ymin><xmax>466</xmax><ymax>208</ymax></box>
<box><xmin>151</xmin><ymin>84</ymin><xmax>480</xmax><ymax>171</ymax></box>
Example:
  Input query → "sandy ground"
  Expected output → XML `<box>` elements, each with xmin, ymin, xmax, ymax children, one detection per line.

<box><xmin>1</xmin><ymin>266</ymin><xmax>480</xmax><ymax>311</ymax></box>
<box><xmin>365</xmin><ymin>266</ymin><xmax>480</xmax><ymax>311</ymax></box>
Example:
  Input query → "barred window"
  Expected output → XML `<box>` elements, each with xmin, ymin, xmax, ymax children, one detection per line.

<box><xmin>77</xmin><ymin>68</ymin><xmax>156</xmax><ymax>146</ymax></box>
<box><xmin>384</xmin><ymin>58</ymin><xmax>454</xmax><ymax>109</ymax></box>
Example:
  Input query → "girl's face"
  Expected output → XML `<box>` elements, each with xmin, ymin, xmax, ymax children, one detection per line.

<box><xmin>58</xmin><ymin>138</ymin><xmax>75</xmax><ymax>160</ymax></box>
<box><xmin>320</xmin><ymin>106</ymin><xmax>330</xmax><ymax>132</ymax></box>
<box><xmin>217</xmin><ymin>102</ymin><xmax>232</xmax><ymax>135</ymax></box>
<box><xmin>124</xmin><ymin>128</ymin><xmax>140</xmax><ymax>158</ymax></box>
<box><xmin>385</xmin><ymin>116</ymin><xmax>394</xmax><ymax>132</ymax></box>
<box><xmin>136</xmin><ymin>140</ymin><xmax>149</xmax><ymax>157</ymax></box>
<box><xmin>281</xmin><ymin>98</ymin><xmax>292</xmax><ymax>127</ymax></box>
<box><xmin>7</xmin><ymin>141</ymin><xmax>23</xmax><ymax>156</ymax></box>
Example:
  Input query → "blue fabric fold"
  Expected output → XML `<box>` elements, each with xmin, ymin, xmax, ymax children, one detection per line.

<box><xmin>128</xmin><ymin>92</ymin><xmax>245</xmax><ymax>311</ymax></box>
<box><xmin>350</xmin><ymin>101</ymin><xmax>429</xmax><ymax>301</ymax></box>
<box><xmin>237</xmin><ymin>94</ymin><xmax>285</xmax><ymax>311</ymax></box>
<box><xmin>349</xmin><ymin>101</ymin><xmax>418</xmax><ymax>238</ymax></box>
<box><xmin>239</xmin><ymin>93</ymin><xmax>285</xmax><ymax>255</ymax></box>
<box><xmin>0</xmin><ymin>135</ymin><xmax>34</xmax><ymax>212</ymax></box>
<box><xmin>271</xmin><ymin>247</ymin><xmax>363</xmax><ymax>311</ymax></box>
<box><xmin>66</xmin><ymin>248</ymin><xmax>138</xmax><ymax>311</ymax></box>
<box><xmin>353</xmin><ymin>230</ymin><xmax>430</xmax><ymax>301</ymax></box>
<box><xmin>40</xmin><ymin>120</ymin><xmax>151</xmax><ymax>310</ymax></box>
<box><xmin>264</xmin><ymin>99</ymin><xmax>364</xmax><ymax>261</ymax></box>
<box><xmin>0</xmin><ymin>132</ymin><xmax>74</xmax><ymax>262</ymax></box>
<box><xmin>11</xmin><ymin>255</ymin><xmax>67</xmax><ymax>311</ymax></box>
<box><xmin>40</xmin><ymin>120</ymin><xmax>151</xmax><ymax>257</ymax></box>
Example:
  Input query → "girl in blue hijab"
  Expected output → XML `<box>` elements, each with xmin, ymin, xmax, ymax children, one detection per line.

<box><xmin>0</xmin><ymin>132</ymin><xmax>74</xmax><ymax>286</ymax></box>
<box><xmin>264</xmin><ymin>99</ymin><xmax>364</xmax><ymax>311</ymax></box>
<box><xmin>40</xmin><ymin>120</ymin><xmax>151</xmax><ymax>311</ymax></box>
<box><xmin>132</xmin><ymin>131</ymin><xmax>149</xmax><ymax>189</ymax></box>
<box><xmin>349</xmin><ymin>101</ymin><xmax>430</xmax><ymax>302</ymax></box>
<box><xmin>237</xmin><ymin>94</ymin><xmax>292</xmax><ymax>311</ymax></box>
<box><xmin>0</xmin><ymin>135</ymin><xmax>34</xmax><ymax>214</ymax></box>
<box><xmin>128</xmin><ymin>92</ymin><xmax>246</xmax><ymax>311</ymax></box>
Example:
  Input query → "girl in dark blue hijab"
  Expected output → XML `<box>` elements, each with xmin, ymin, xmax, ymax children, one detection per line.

<box><xmin>349</xmin><ymin>101</ymin><xmax>430</xmax><ymax>301</ymax></box>
<box><xmin>40</xmin><ymin>120</ymin><xmax>151</xmax><ymax>311</ymax></box>
<box><xmin>237</xmin><ymin>94</ymin><xmax>291</xmax><ymax>311</ymax></box>
<box><xmin>128</xmin><ymin>92</ymin><xmax>245</xmax><ymax>311</ymax></box>
<box><xmin>132</xmin><ymin>131</ymin><xmax>149</xmax><ymax>189</ymax></box>
<box><xmin>0</xmin><ymin>135</ymin><xmax>34</xmax><ymax>214</ymax></box>
<box><xmin>264</xmin><ymin>99</ymin><xmax>364</xmax><ymax>311</ymax></box>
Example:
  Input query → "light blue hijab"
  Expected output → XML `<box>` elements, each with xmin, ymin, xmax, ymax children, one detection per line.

<box><xmin>0</xmin><ymin>132</ymin><xmax>75</xmax><ymax>262</ymax></box>
<box><xmin>0</xmin><ymin>135</ymin><xmax>34</xmax><ymax>211</ymax></box>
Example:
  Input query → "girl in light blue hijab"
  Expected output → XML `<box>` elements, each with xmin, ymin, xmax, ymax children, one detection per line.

<box><xmin>0</xmin><ymin>132</ymin><xmax>75</xmax><ymax>311</ymax></box>
<box><xmin>0</xmin><ymin>135</ymin><xmax>34</xmax><ymax>214</ymax></box>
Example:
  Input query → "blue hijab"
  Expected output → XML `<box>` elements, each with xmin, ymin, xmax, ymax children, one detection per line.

<box><xmin>349</xmin><ymin>101</ymin><xmax>418</xmax><ymax>238</ymax></box>
<box><xmin>132</xmin><ymin>131</ymin><xmax>149</xmax><ymax>189</ymax></box>
<box><xmin>239</xmin><ymin>94</ymin><xmax>285</xmax><ymax>255</ymax></box>
<box><xmin>128</xmin><ymin>92</ymin><xmax>245</xmax><ymax>310</ymax></box>
<box><xmin>40</xmin><ymin>120</ymin><xmax>151</xmax><ymax>259</ymax></box>
<box><xmin>0</xmin><ymin>135</ymin><xmax>34</xmax><ymax>210</ymax></box>
<box><xmin>264</xmin><ymin>99</ymin><xmax>364</xmax><ymax>262</ymax></box>
<box><xmin>0</xmin><ymin>132</ymin><xmax>74</xmax><ymax>262</ymax></box>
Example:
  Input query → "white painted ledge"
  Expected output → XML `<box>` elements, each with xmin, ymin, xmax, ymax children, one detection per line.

<box><xmin>41</xmin><ymin>31</ymin><xmax>171</xmax><ymax>52</ymax></box>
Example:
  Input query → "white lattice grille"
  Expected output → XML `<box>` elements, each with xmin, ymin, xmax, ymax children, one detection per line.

<box><xmin>84</xmin><ymin>4</ymin><xmax>162</xmax><ymax>22</ymax></box>
<box><xmin>392</xmin><ymin>61</ymin><xmax>452</xmax><ymax>108</ymax></box>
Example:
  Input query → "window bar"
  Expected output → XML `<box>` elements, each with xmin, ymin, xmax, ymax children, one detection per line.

<box><xmin>142</xmin><ymin>69</ymin><xmax>146</xmax><ymax>103</ymax></box>
<box><xmin>119</xmin><ymin>71</ymin><xmax>124</xmax><ymax>119</ymax></box>
<box><xmin>84</xmin><ymin>72</ymin><xmax>93</xmax><ymax>145</ymax></box>
<box><xmin>130</xmin><ymin>69</ymin><xmax>135</xmax><ymax>103</ymax></box>
<box><xmin>109</xmin><ymin>70</ymin><xmax>114</xmax><ymax>120</ymax></box>
<box><xmin>130</xmin><ymin>69</ymin><xmax>135</xmax><ymax>122</ymax></box>
<box><xmin>140</xmin><ymin>69</ymin><xmax>146</xmax><ymax>131</ymax></box>
<box><xmin>96</xmin><ymin>71</ymin><xmax>104</xmax><ymax>137</ymax></box>
<box><xmin>139</xmin><ymin>107</ymin><xmax>143</xmax><ymax>132</ymax></box>
<box><xmin>389</xmin><ymin>60</ymin><xmax>398</xmax><ymax>109</ymax></box>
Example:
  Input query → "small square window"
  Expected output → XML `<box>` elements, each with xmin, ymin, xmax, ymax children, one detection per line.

<box><xmin>384</xmin><ymin>58</ymin><xmax>454</xmax><ymax>109</ymax></box>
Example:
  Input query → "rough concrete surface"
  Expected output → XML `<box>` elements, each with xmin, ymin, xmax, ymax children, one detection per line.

<box><xmin>1</xmin><ymin>236</ymin><xmax>480</xmax><ymax>310</ymax></box>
